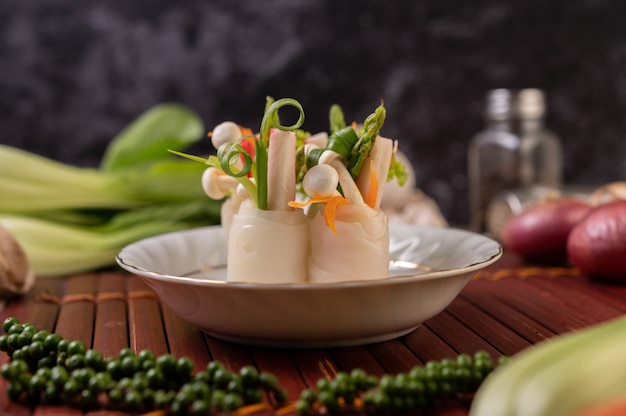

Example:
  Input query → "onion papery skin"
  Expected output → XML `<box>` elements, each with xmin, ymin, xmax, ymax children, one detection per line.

<box><xmin>567</xmin><ymin>200</ymin><xmax>626</xmax><ymax>282</ymax></box>
<box><xmin>502</xmin><ymin>199</ymin><xmax>592</xmax><ymax>263</ymax></box>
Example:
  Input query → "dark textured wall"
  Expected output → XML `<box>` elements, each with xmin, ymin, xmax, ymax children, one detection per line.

<box><xmin>2</xmin><ymin>0</ymin><xmax>625</xmax><ymax>224</ymax></box>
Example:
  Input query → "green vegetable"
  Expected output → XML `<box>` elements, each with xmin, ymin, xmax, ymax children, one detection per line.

<box><xmin>387</xmin><ymin>157</ymin><xmax>409</xmax><ymax>186</ymax></box>
<box><xmin>329</xmin><ymin>104</ymin><xmax>346</xmax><ymax>133</ymax></box>
<box><xmin>347</xmin><ymin>103</ymin><xmax>386</xmax><ymax>177</ymax></box>
<box><xmin>100</xmin><ymin>103</ymin><xmax>205</xmax><ymax>172</ymax></box>
<box><xmin>0</xmin><ymin>318</ymin><xmax>288</xmax><ymax>414</ymax></box>
<box><xmin>297</xmin><ymin>350</ymin><xmax>502</xmax><ymax>414</ymax></box>
<box><xmin>0</xmin><ymin>317</ymin><xmax>503</xmax><ymax>415</ymax></box>
<box><xmin>303</xmin><ymin>103</ymin><xmax>387</xmax><ymax>181</ymax></box>
<box><xmin>174</xmin><ymin>98</ymin><xmax>306</xmax><ymax>211</ymax></box>
<box><xmin>470</xmin><ymin>314</ymin><xmax>626</xmax><ymax>416</ymax></box>
<box><xmin>0</xmin><ymin>104</ymin><xmax>222</xmax><ymax>276</ymax></box>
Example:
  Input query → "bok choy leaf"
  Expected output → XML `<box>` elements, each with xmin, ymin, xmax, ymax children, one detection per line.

<box><xmin>0</xmin><ymin>104</ymin><xmax>221</xmax><ymax>277</ymax></box>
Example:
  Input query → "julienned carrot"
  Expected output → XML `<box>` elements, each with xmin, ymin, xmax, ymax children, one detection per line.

<box><xmin>365</xmin><ymin>160</ymin><xmax>379</xmax><ymax>209</ymax></box>
<box><xmin>289</xmin><ymin>195</ymin><xmax>349</xmax><ymax>235</ymax></box>
<box><xmin>356</xmin><ymin>136</ymin><xmax>394</xmax><ymax>209</ymax></box>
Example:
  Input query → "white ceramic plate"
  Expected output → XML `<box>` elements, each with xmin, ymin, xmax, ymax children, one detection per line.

<box><xmin>116</xmin><ymin>224</ymin><xmax>502</xmax><ymax>348</ymax></box>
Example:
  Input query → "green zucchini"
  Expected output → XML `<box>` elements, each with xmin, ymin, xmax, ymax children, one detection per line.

<box><xmin>470</xmin><ymin>314</ymin><xmax>626</xmax><ymax>416</ymax></box>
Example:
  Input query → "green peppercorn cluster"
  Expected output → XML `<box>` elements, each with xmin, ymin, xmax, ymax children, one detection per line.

<box><xmin>0</xmin><ymin>317</ymin><xmax>287</xmax><ymax>415</ymax></box>
<box><xmin>296</xmin><ymin>351</ymin><xmax>507</xmax><ymax>414</ymax></box>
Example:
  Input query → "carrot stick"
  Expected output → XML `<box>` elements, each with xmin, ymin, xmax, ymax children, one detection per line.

<box><xmin>365</xmin><ymin>159</ymin><xmax>379</xmax><ymax>209</ymax></box>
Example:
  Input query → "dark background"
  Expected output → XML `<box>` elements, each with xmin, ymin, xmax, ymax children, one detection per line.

<box><xmin>1</xmin><ymin>0</ymin><xmax>625</xmax><ymax>225</ymax></box>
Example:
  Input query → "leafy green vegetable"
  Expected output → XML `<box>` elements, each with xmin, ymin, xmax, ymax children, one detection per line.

<box><xmin>0</xmin><ymin>104</ymin><xmax>221</xmax><ymax>277</ymax></box>
<box><xmin>100</xmin><ymin>104</ymin><xmax>205</xmax><ymax>172</ymax></box>
<box><xmin>387</xmin><ymin>158</ymin><xmax>409</xmax><ymax>186</ymax></box>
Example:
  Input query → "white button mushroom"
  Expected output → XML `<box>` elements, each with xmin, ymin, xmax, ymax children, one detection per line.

<box><xmin>302</xmin><ymin>164</ymin><xmax>340</xmax><ymax>198</ymax></box>
<box><xmin>201</xmin><ymin>167</ymin><xmax>239</xmax><ymax>200</ymax></box>
<box><xmin>210</xmin><ymin>121</ymin><xmax>241</xmax><ymax>150</ymax></box>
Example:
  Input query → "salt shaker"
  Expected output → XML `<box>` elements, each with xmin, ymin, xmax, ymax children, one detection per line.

<box><xmin>517</xmin><ymin>88</ymin><xmax>562</xmax><ymax>189</ymax></box>
<box><xmin>468</xmin><ymin>89</ymin><xmax>521</xmax><ymax>232</ymax></box>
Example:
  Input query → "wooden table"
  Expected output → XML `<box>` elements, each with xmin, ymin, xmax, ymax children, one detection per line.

<box><xmin>1</xmin><ymin>252</ymin><xmax>625</xmax><ymax>415</ymax></box>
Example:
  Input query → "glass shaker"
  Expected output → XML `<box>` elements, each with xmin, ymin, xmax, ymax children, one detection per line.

<box><xmin>517</xmin><ymin>88</ymin><xmax>562</xmax><ymax>189</ymax></box>
<box><xmin>468</xmin><ymin>89</ymin><xmax>521</xmax><ymax>232</ymax></box>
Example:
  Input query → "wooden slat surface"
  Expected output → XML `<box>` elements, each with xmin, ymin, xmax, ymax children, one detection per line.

<box><xmin>0</xmin><ymin>253</ymin><xmax>625</xmax><ymax>415</ymax></box>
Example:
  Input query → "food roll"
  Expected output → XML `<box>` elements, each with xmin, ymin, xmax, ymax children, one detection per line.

<box><xmin>308</xmin><ymin>204</ymin><xmax>389</xmax><ymax>283</ymax></box>
<box><xmin>227</xmin><ymin>202</ymin><xmax>309</xmax><ymax>283</ymax></box>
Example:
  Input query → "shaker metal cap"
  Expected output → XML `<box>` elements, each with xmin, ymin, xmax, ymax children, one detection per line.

<box><xmin>484</xmin><ymin>88</ymin><xmax>514</xmax><ymax>121</ymax></box>
<box><xmin>518</xmin><ymin>88</ymin><xmax>546</xmax><ymax>119</ymax></box>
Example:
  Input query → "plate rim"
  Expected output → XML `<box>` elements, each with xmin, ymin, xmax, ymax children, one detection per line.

<box><xmin>116</xmin><ymin>224</ymin><xmax>502</xmax><ymax>289</ymax></box>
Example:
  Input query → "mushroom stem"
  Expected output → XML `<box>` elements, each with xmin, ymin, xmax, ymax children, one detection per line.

<box><xmin>329</xmin><ymin>158</ymin><xmax>366</xmax><ymax>206</ymax></box>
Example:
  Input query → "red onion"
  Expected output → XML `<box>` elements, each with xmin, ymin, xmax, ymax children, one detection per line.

<box><xmin>502</xmin><ymin>199</ymin><xmax>591</xmax><ymax>262</ymax></box>
<box><xmin>567</xmin><ymin>200</ymin><xmax>626</xmax><ymax>281</ymax></box>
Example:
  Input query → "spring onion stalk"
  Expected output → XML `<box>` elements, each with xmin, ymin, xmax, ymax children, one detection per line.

<box><xmin>0</xmin><ymin>104</ymin><xmax>223</xmax><ymax>276</ymax></box>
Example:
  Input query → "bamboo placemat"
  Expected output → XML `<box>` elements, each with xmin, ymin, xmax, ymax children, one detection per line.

<box><xmin>0</xmin><ymin>256</ymin><xmax>624</xmax><ymax>415</ymax></box>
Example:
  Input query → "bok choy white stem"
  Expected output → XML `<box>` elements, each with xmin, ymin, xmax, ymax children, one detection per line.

<box><xmin>0</xmin><ymin>104</ymin><xmax>222</xmax><ymax>276</ymax></box>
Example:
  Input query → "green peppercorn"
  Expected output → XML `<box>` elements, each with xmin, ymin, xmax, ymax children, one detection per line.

<box><xmin>84</xmin><ymin>349</ymin><xmax>104</xmax><ymax>370</ymax></box>
<box><xmin>105</xmin><ymin>358</ymin><xmax>123</xmax><ymax>380</ymax></box>
<box><xmin>137</xmin><ymin>349</ymin><xmax>154</xmax><ymax>363</ymax></box>
<box><xmin>51</xmin><ymin>366</ymin><xmax>69</xmax><ymax>387</ymax></box>
<box><xmin>121</xmin><ymin>356</ymin><xmax>139</xmax><ymax>376</ymax></box>
<box><xmin>156</xmin><ymin>354</ymin><xmax>177</xmax><ymax>376</ymax></box>
<box><xmin>6</xmin><ymin>380</ymin><xmax>25</xmax><ymax>400</ymax></box>
<box><xmin>66</xmin><ymin>354</ymin><xmax>86</xmax><ymax>371</ymax></box>
<box><xmin>317</xmin><ymin>390</ymin><xmax>338</xmax><ymax>411</ymax></box>
<box><xmin>11</xmin><ymin>347</ymin><xmax>27</xmax><ymax>361</ymax></box>
<box><xmin>6</xmin><ymin>333</ymin><xmax>19</xmax><ymax>351</ymax></box>
<box><xmin>146</xmin><ymin>367</ymin><xmax>166</xmax><ymax>389</ymax></box>
<box><xmin>67</xmin><ymin>340</ymin><xmax>87</xmax><ymax>356</ymax></box>
<box><xmin>81</xmin><ymin>388</ymin><xmax>98</xmax><ymax>407</ymax></box>
<box><xmin>7</xmin><ymin>323</ymin><xmax>24</xmax><ymax>335</ymax></box>
<box><xmin>260</xmin><ymin>371</ymin><xmax>279</xmax><ymax>391</ymax></box>
<box><xmin>56</xmin><ymin>339</ymin><xmax>69</xmax><ymax>353</ymax></box>
<box><xmin>223</xmin><ymin>392</ymin><xmax>244</xmax><ymax>411</ymax></box>
<box><xmin>239</xmin><ymin>365</ymin><xmax>260</xmax><ymax>386</ymax></box>
<box><xmin>63</xmin><ymin>378</ymin><xmax>81</xmax><ymax>397</ymax></box>
<box><xmin>108</xmin><ymin>386</ymin><xmax>123</xmax><ymax>405</ymax></box>
<box><xmin>153</xmin><ymin>389</ymin><xmax>174</xmax><ymax>409</ymax></box>
<box><xmin>190</xmin><ymin>398</ymin><xmax>209</xmax><ymax>416</ymax></box>
<box><xmin>16</xmin><ymin>329</ymin><xmax>35</xmax><ymax>347</ymax></box>
<box><xmin>118</xmin><ymin>347</ymin><xmax>135</xmax><ymax>360</ymax></box>
<box><xmin>244</xmin><ymin>387</ymin><xmax>264</xmax><ymax>404</ymax></box>
<box><xmin>3</xmin><ymin>317</ymin><xmax>20</xmax><ymax>332</ymax></box>
<box><xmin>124</xmin><ymin>389</ymin><xmax>143</xmax><ymax>411</ymax></box>
<box><xmin>43</xmin><ymin>381</ymin><xmax>59</xmax><ymax>403</ymax></box>
<box><xmin>213</xmin><ymin>368</ymin><xmax>234</xmax><ymax>388</ymax></box>
<box><xmin>37</xmin><ymin>355</ymin><xmax>56</xmax><ymax>370</ymax></box>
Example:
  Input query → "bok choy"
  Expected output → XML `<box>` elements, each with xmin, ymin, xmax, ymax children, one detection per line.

<box><xmin>0</xmin><ymin>104</ymin><xmax>222</xmax><ymax>276</ymax></box>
